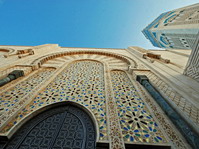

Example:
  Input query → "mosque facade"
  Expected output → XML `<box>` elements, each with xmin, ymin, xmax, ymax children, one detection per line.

<box><xmin>0</xmin><ymin>44</ymin><xmax>198</xmax><ymax>149</ymax></box>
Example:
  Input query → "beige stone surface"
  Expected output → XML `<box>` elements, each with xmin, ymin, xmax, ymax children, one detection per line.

<box><xmin>128</xmin><ymin>46</ymin><xmax>199</xmax><ymax>133</ymax></box>
<box><xmin>0</xmin><ymin>44</ymin><xmax>197</xmax><ymax>149</ymax></box>
<box><xmin>149</xmin><ymin>49</ymin><xmax>191</xmax><ymax>70</ymax></box>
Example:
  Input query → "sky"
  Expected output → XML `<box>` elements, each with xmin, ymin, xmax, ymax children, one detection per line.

<box><xmin>0</xmin><ymin>0</ymin><xmax>198</xmax><ymax>49</ymax></box>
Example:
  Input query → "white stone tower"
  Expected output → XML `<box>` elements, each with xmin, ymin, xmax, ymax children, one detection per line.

<box><xmin>142</xmin><ymin>3</ymin><xmax>199</xmax><ymax>49</ymax></box>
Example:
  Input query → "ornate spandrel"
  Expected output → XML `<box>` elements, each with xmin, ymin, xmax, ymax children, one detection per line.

<box><xmin>0</xmin><ymin>61</ymin><xmax>108</xmax><ymax>142</ymax></box>
<box><xmin>0</xmin><ymin>68</ymin><xmax>55</xmax><ymax>128</ymax></box>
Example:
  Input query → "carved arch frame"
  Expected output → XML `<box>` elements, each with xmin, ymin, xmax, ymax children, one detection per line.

<box><xmin>0</xmin><ymin>51</ymin><xmax>139</xmax><ymax>149</ymax></box>
<box><xmin>30</xmin><ymin>50</ymin><xmax>138</xmax><ymax>70</ymax></box>
<box><xmin>0</xmin><ymin>58</ymin><xmax>117</xmax><ymax>140</ymax></box>
<box><xmin>2</xmin><ymin>101</ymin><xmax>100</xmax><ymax>143</ymax></box>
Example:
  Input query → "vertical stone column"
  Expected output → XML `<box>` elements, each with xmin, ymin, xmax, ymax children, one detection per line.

<box><xmin>184</xmin><ymin>33</ymin><xmax>199</xmax><ymax>82</ymax></box>
<box><xmin>136</xmin><ymin>75</ymin><xmax>199</xmax><ymax>149</ymax></box>
<box><xmin>104</xmin><ymin>64</ymin><xmax>125</xmax><ymax>149</ymax></box>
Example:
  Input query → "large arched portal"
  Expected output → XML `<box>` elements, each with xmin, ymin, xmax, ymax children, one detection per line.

<box><xmin>1</xmin><ymin>105</ymin><xmax>96</xmax><ymax>149</ymax></box>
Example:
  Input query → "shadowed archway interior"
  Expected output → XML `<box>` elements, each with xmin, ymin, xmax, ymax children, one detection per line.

<box><xmin>0</xmin><ymin>105</ymin><xmax>96</xmax><ymax>149</ymax></box>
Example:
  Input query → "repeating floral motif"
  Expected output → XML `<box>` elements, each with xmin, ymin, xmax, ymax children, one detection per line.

<box><xmin>132</xmin><ymin>72</ymin><xmax>189</xmax><ymax>149</ymax></box>
<box><xmin>104</xmin><ymin>68</ymin><xmax>125</xmax><ymax>149</ymax></box>
<box><xmin>0</xmin><ymin>68</ymin><xmax>55</xmax><ymax>126</ymax></box>
<box><xmin>0</xmin><ymin>61</ymin><xmax>108</xmax><ymax>141</ymax></box>
<box><xmin>111</xmin><ymin>71</ymin><xmax>167</xmax><ymax>143</ymax></box>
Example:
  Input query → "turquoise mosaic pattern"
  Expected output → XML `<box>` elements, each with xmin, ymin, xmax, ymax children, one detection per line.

<box><xmin>111</xmin><ymin>71</ymin><xmax>166</xmax><ymax>143</ymax></box>
<box><xmin>1</xmin><ymin>61</ymin><xmax>108</xmax><ymax>141</ymax></box>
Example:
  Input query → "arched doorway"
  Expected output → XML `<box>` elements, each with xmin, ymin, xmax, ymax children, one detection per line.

<box><xmin>1</xmin><ymin>105</ymin><xmax>96</xmax><ymax>149</ymax></box>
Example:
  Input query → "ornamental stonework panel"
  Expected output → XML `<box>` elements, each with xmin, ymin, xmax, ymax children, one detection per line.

<box><xmin>131</xmin><ymin>77</ymin><xmax>190</xmax><ymax>149</ymax></box>
<box><xmin>110</xmin><ymin>70</ymin><xmax>167</xmax><ymax>144</ymax></box>
<box><xmin>104</xmin><ymin>66</ymin><xmax>125</xmax><ymax>149</ymax></box>
<box><xmin>134</xmin><ymin>70</ymin><xmax>199</xmax><ymax>125</ymax></box>
<box><xmin>0</xmin><ymin>60</ymin><xmax>108</xmax><ymax>142</ymax></box>
<box><xmin>0</xmin><ymin>68</ymin><xmax>55</xmax><ymax>128</ymax></box>
<box><xmin>1</xmin><ymin>105</ymin><xmax>96</xmax><ymax>149</ymax></box>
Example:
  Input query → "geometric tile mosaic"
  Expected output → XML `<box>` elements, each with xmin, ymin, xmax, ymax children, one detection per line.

<box><xmin>111</xmin><ymin>70</ymin><xmax>167</xmax><ymax>143</ymax></box>
<box><xmin>0</xmin><ymin>61</ymin><xmax>108</xmax><ymax>141</ymax></box>
<box><xmin>0</xmin><ymin>68</ymin><xmax>55</xmax><ymax>127</ymax></box>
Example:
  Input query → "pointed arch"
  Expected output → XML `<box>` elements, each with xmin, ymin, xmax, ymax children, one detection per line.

<box><xmin>1</xmin><ymin>102</ymin><xmax>98</xmax><ymax>149</ymax></box>
<box><xmin>30</xmin><ymin>50</ymin><xmax>137</xmax><ymax>70</ymax></box>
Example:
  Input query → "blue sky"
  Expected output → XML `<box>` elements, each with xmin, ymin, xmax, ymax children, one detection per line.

<box><xmin>0</xmin><ymin>0</ymin><xmax>198</xmax><ymax>49</ymax></box>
